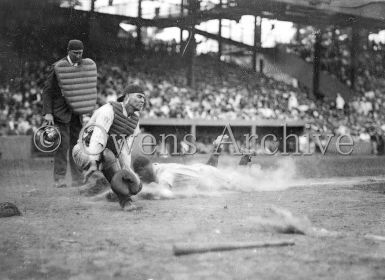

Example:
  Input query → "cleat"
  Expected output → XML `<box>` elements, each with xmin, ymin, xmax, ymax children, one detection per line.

<box><xmin>78</xmin><ymin>171</ymin><xmax>110</xmax><ymax>196</ymax></box>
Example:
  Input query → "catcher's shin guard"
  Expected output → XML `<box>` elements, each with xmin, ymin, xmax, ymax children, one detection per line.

<box><xmin>101</xmin><ymin>149</ymin><xmax>143</xmax><ymax>208</ymax></box>
<box><xmin>101</xmin><ymin>148</ymin><xmax>121</xmax><ymax>182</ymax></box>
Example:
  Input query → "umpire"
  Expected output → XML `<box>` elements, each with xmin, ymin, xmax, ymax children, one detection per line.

<box><xmin>42</xmin><ymin>39</ymin><xmax>97</xmax><ymax>188</ymax></box>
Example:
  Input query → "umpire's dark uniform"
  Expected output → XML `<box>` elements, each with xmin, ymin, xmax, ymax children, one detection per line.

<box><xmin>42</xmin><ymin>56</ymin><xmax>83</xmax><ymax>187</ymax></box>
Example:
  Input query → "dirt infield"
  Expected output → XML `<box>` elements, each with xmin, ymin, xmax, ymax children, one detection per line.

<box><xmin>1</xmin><ymin>156</ymin><xmax>385</xmax><ymax>280</ymax></box>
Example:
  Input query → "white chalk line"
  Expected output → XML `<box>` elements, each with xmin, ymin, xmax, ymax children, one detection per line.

<box><xmin>287</xmin><ymin>175</ymin><xmax>385</xmax><ymax>188</ymax></box>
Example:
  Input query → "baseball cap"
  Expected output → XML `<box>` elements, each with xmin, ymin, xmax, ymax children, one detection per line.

<box><xmin>117</xmin><ymin>84</ymin><xmax>145</xmax><ymax>102</ymax></box>
<box><xmin>68</xmin><ymin>39</ymin><xmax>84</xmax><ymax>51</ymax></box>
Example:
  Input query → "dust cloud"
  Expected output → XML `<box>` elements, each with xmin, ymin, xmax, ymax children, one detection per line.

<box><xmin>138</xmin><ymin>157</ymin><xmax>297</xmax><ymax>199</ymax></box>
<box><xmin>218</xmin><ymin>157</ymin><xmax>297</xmax><ymax>192</ymax></box>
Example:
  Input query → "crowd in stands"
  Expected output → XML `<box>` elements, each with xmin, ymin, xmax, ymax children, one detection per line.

<box><xmin>288</xmin><ymin>26</ymin><xmax>385</xmax><ymax>93</ymax></box>
<box><xmin>0</xmin><ymin>60</ymin><xmax>48</xmax><ymax>136</ymax></box>
<box><xmin>98</xmin><ymin>52</ymin><xmax>314</xmax><ymax>122</ymax></box>
<box><xmin>1</xmin><ymin>23</ymin><xmax>385</xmax><ymax>154</ymax></box>
<box><xmin>285</xmin><ymin>26</ymin><xmax>385</xmax><ymax>152</ymax></box>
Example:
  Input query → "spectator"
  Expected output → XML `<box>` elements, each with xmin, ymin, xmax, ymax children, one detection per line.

<box><xmin>336</xmin><ymin>93</ymin><xmax>345</xmax><ymax>111</ymax></box>
<box><xmin>288</xmin><ymin>94</ymin><xmax>298</xmax><ymax>112</ymax></box>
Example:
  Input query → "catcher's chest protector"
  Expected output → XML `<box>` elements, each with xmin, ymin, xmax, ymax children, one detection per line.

<box><xmin>54</xmin><ymin>58</ymin><xmax>97</xmax><ymax>114</ymax></box>
<box><xmin>106</xmin><ymin>102</ymin><xmax>139</xmax><ymax>157</ymax></box>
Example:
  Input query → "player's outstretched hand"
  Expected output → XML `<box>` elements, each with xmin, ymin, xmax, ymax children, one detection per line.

<box><xmin>138</xmin><ymin>183</ymin><xmax>175</xmax><ymax>200</ymax></box>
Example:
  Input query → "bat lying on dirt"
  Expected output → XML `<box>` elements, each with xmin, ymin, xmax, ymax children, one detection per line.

<box><xmin>173</xmin><ymin>240</ymin><xmax>295</xmax><ymax>256</ymax></box>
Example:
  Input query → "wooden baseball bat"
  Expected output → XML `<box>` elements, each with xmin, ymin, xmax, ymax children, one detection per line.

<box><xmin>173</xmin><ymin>240</ymin><xmax>295</xmax><ymax>256</ymax></box>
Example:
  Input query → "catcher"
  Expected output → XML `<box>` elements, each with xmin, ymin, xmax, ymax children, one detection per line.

<box><xmin>72</xmin><ymin>84</ymin><xmax>145</xmax><ymax>208</ymax></box>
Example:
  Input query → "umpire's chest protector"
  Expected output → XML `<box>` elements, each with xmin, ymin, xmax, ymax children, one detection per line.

<box><xmin>106</xmin><ymin>102</ymin><xmax>139</xmax><ymax>157</ymax></box>
<box><xmin>54</xmin><ymin>58</ymin><xmax>97</xmax><ymax>114</ymax></box>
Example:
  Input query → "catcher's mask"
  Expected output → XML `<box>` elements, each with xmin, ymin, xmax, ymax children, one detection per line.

<box><xmin>33</xmin><ymin>125</ymin><xmax>61</xmax><ymax>153</ymax></box>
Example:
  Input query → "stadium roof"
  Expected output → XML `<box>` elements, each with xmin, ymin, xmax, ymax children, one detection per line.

<box><xmin>98</xmin><ymin>0</ymin><xmax>385</xmax><ymax>31</ymax></box>
<box><xmin>3</xmin><ymin>0</ymin><xmax>385</xmax><ymax>30</ymax></box>
<box><xmin>10</xmin><ymin>0</ymin><xmax>377</xmax><ymax>31</ymax></box>
<box><xmin>218</xmin><ymin>0</ymin><xmax>385</xmax><ymax>29</ymax></box>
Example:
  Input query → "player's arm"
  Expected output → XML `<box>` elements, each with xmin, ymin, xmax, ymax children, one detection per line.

<box><xmin>84</xmin><ymin>104</ymin><xmax>114</xmax><ymax>180</ymax></box>
<box><xmin>139</xmin><ymin>181</ymin><xmax>174</xmax><ymax>200</ymax></box>
<box><xmin>42</xmin><ymin>66</ymin><xmax>57</xmax><ymax>124</ymax></box>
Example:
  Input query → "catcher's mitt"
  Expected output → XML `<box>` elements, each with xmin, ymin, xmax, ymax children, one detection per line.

<box><xmin>110</xmin><ymin>169</ymin><xmax>143</xmax><ymax>208</ymax></box>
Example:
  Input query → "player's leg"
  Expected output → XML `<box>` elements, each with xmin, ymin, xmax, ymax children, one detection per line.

<box><xmin>238</xmin><ymin>153</ymin><xmax>252</xmax><ymax>166</ymax></box>
<box><xmin>206</xmin><ymin>135</ymin><xmax>228</xmax><ymax>167</ymax></box>
<box><xmin>72</xmin><ymin>138</ymin><xmax>140</xmax><ymax>209</ymax></box>
<box><xmin>208</xmin><ymin>150</ymin><xmax>252</xmax><ymax>167</ymax></box>
<box><xmin>101</xmin><ymin>148</ymin><xmax>122</xmax><ymax>182</ymax></box>
<box><xmin>69</xmin><ymin>115</ymin><xmax>83</xmax><ymax>186</ymax></box>
<box><xmin>102</xmin><ymin>149</ymin><xmax>142</xmax><ymax>208</ymax></box>
<box><xmin>72</xmin><ymin>141</ymin><xmax>110</xmax><ymax>195</ymax></box>
<box><xmin>206</xmin><ymin>148</ymin><xmax>221</xmax><ymax>167</ymax></box>
<box><xmin>206</xmin><ymin>135</ymin><xmax>252</xmax><ymax>167</ymax></box>
<box><xmin>53</xmin><ymin>121</ymin><xmax>69</xmax><ymax>188</ymax></box>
